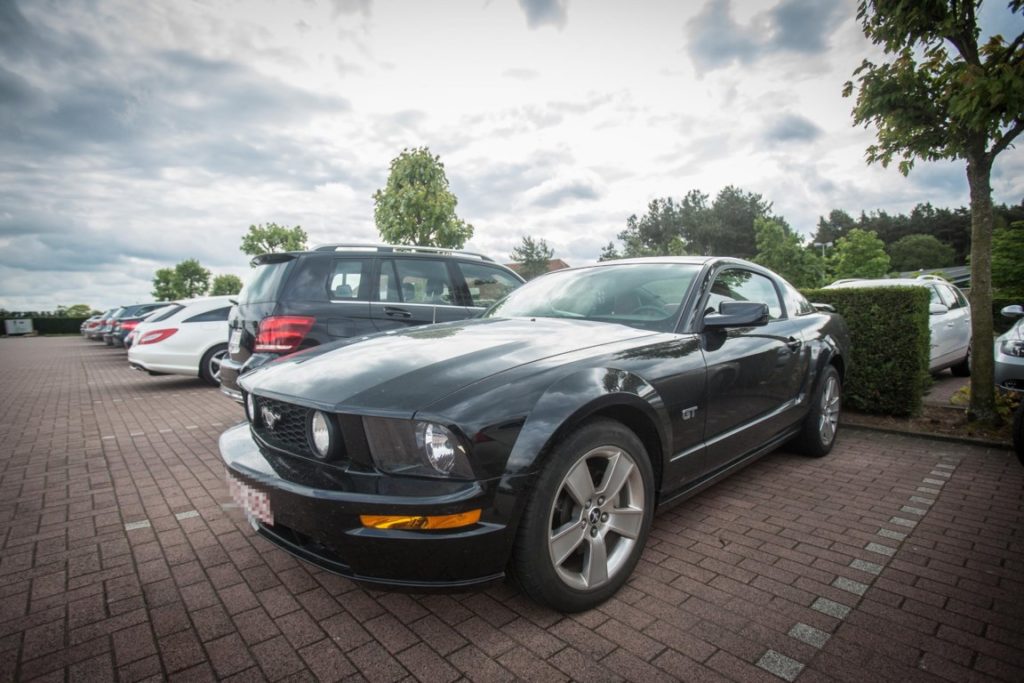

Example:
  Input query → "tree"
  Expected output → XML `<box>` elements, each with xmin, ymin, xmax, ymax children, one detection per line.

<box><xmin>240</xmin><ymin>223</ymin><xmax>308</xmax><ymax>257</ymax></box>
<box><xmin>62</xmin><ymin>304</ymin><xmax>94</xmax><ymax>318</ymax></box>
<box><xmin>844</xmin><ymin>0</ymin><xmax>1024</xmax><ymax>423</ymax></box>
<box><xmin>992</xmin><ymin>220</ymin><xmax>1024</xmax><ymax>292</ymax></box>
<box><xmin>509</xmin><ymin>236</ymin><xmax>555</xmax><ymax>280</ymax></box>
<box><xmin>373</xmin><ymin>147</ymin><xmax>473</xmax><ymax>248</ymax></box>
<box><xmin>812</xmin><ymin>209</ymin><xmax>857</xmax><ymax>246</ymax></box>
<box><xmin>211</xmin><ymin>274</ymin><xmax>244</xmax><ymax>296</ymax></box>
<box><xmin>887</xmin><ymin>234</ymin><xmax>956</xmax><ymax>271</ymax></box>
<box><xmin>615</xmin><ymin>198</ymin><xmax>689</xmax><ymax>257</ymax></box>
<box><xmin>598</xmin><ymin>242</ymin><xmax>621</xmax><ymax>261</ymax></box>
<box><xmin>174</xmin><ymin>259</ymin><xmax>210</xmax><ymax>298</ymax></box>
<box><xmin>830</xmin><ymin>228</ymin><xmax>891</xmax><ymax>280</ymax></box>
<box><xmin>752</xmin><ymin>218</ymin><xmax>826</xmax><ymax>288</ymax></box>
<box><xmin>152</xmin><ymin>267</ymin><xmax>180</xmax><ymax>301</ymax></box>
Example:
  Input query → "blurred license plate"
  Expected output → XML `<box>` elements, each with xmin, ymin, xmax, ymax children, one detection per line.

<box><xmin>228</xmin><ymin>329</ymin><xmax>241</xmax><ymax>354</ymax></box>
<box><xmin>227</xmin><ymin>472</ymin><xmax>273</xmax><ymax>528</ymax></box>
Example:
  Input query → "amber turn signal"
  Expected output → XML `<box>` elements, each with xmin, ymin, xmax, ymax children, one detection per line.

<box><xmin>360</xmin><ymin>509</ymin><xmax>481</xmax><ymax>530</ymax></box>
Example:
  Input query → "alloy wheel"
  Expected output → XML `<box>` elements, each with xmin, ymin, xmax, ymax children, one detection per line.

<box><xmin>819</xmin><ymin>374</ymin><xmax>840</xmax><ymax>445</ymax></box>
<box><xmin>547</xmin><ymin>446</ymin><xmax>645</xmax><ymax>591</ymax></box>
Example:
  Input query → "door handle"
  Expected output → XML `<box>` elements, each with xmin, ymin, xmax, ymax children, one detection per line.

<box><xmin>786</xmin><ymin>336</ymin><xmax>802</xmax><ymax>351</ymax></box>
<box><xmin>384</xmin><ymin>307</ymin><xmax>411</xmax><ymax>318</ymax></box>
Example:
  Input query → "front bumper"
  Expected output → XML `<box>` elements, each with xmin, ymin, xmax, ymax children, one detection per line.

<box><xmin>994</xmin><ymin>344</ymin><xmax>1024</xmax><ymax>394</ymax></box>
<box><xmin>218</xmin><ymin>423</ymin><xmax>525</xmax><ymax>589</ymax></box>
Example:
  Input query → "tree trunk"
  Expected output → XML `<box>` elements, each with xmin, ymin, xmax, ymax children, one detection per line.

<box><xmin>965</xmin><ymin>154</ymin><xmax>998</xmax><ymax>425</ymax></box>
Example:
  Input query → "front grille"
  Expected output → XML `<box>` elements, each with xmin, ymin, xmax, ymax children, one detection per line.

<box><xmin>253</xmin><ymin>396</ymin><xmax>312</xmax><ymax>456</ymax></box>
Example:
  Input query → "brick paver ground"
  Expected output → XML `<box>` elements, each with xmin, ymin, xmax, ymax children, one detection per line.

<box><xmin>1</xmin><ymin>336</ymin><xmax>1022</xmax><ymax>682</ymax></box>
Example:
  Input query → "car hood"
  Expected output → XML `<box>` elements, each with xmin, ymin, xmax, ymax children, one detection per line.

<box><xmin>241</xmin><ymin>317</ymin><xmax>656</xmax><ymax>415</ymax></box>
<box><xmin>997</xmin><ymin>318</ymin><xmax>1024</xmax><ymax>343</ymax></box>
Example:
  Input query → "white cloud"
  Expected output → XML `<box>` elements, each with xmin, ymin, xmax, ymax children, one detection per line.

<box><xmin>0</xmin><ymin>0</ymin><xmax>1020</xmax><ymax>311</ymax></box>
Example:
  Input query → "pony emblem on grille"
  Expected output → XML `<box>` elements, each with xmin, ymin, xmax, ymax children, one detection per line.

<box><xmin>261</xmin><ymin>406</ymin><xmax>281</xmax><ymax>430</ymax></box>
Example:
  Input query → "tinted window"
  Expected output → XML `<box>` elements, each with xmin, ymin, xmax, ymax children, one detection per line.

<box><xmin>781</xmin><ymin>281</ymin><xmax>814</xmax><ymax>317</ymax></box>
<box><xmin>381</xmin><ymin>259</ymin><xmax>454</xmax><ymax>305</ymax></box>
<box><xmin>927</xmin><ymin>285</ymin><xmax>943</xmax><ymax>305</ymax></box>
<box><xmin>239</xmin><ymin>260</ymin><xmax>293</xmax><ymax>304</ymax></box>
<box><xmin>459</xmin><ymin>263</ymin><xmax>522</xmax><ymax>308</ymax></box>
<box><xmin>329</xmin><ymin>259</ymin><xmax>368</xmax><ymax>300</ymax></box>
<box><xmin>486</xmin><ymin>264</ymin><xmax>698</xmax><ymax>332</ymax></box>
<box><xmin>185</xmin><ymin>306</ymin><xmax>231</xmax><ymax>323</ymax></box>
<box><xmin>940</xmin><ymin>284</ymin><xmax>968</xmax><ymax>309</ymax></box>
<box><xmin>707</xmin><ymin>269</ymin><xmax>783</xmax><ymax>320</ymax></box>
<box><xmin>147</xmin><ymin>305</ymin><xmax>183</xmax><ymax>322</ymax></box>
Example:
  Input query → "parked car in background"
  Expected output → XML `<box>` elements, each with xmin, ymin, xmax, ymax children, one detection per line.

<box><xmin>825</xmin><ymin>274</ymin><xmax>971</xmax><ymax>375</ymax></box>
<box><xmin>996</xmin><ymin>304</ymin><xmax>1024</xmax><ymax>395</ymax></box>
<box><xmin>128</xmin><ymin>296</ymin><xmax>235</xmax><ymax>385</ymax></box>
<box><xmin>219</xmin><ymin>244</ymin><xmax>526</xmax><ymax>401</ymax></box>
<box><xmin>87</xmin><ymin>309</ymin><xmax>117</xmax><ymax>340</ymax></box>
<box><xmin>103</xmin><ymin>303</ymin><xmax>165</xmax><ymax>346</ymax></box>
<box><xmin>221</xmin><ymin>257</ymin><xmax>850</xmax><ymax>611</ymax></box>
<box><xmin>80</xmin><ymin>314</ymin><xmax>101</xmax><ymax>335</ymax></box>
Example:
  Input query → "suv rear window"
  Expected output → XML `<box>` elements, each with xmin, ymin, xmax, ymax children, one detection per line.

<box><xmin>240</xmin><ymin>260</ymin><xmax>293</xmax><ymax>304</ymax></box>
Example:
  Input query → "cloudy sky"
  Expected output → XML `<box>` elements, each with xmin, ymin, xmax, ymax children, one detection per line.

<box><xmin>1</xmin><ymin>0</ymin><xmax>1021</xmax><ymax>311</ymax></box>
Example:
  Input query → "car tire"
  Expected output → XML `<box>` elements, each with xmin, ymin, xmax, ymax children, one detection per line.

<box><xmin>791</xmin><ymin>364</ymin><xmax>842</xmax><ymax>458</ymax></box>
<box><xmin>512</xmin><ymin>418</ymin><xmax>654</xmax><ymax>612</ymax></box>
<box><xmin>200</xmin><ymin>344</ymin><xmax>228</xmax><ymax>386</ymax></box>
<box><xmin>1014</xmin><ymin>402</ymin><xmax>1023</xmax><ymax>467</ymax></box>
<box><xmin>951</xmin><ymin>346</ymin><xmax>971</xmax><ymax>377</ymax></box>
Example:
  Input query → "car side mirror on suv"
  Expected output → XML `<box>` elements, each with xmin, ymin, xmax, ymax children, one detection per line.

<box><xmin>929</xmin><ymin>303</ymin><xmax>950</xmax><ymax>316</ymax></box>
<box><xmin>703</xmin><ymin>301</ymin><xmax>770</xmax><ymax>329</ymax></box>
<box><xmin>1001</xmin><ymin>304</ymin><xmax>1024</xmax><ymax>319</ymax></box>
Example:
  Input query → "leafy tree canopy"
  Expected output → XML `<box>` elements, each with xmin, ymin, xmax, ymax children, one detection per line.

<box><xmin>887</xmin><ymin>233</ymin><xmax>956</xmax><ymax>271</ymax></box>
<box><xmin>753</xmin><ymin>218</ymin><xmax>826</xmax><ymax>289</ymax></box>
<box><xmin>61</xmin><ymin>304</ymin><xmax>95</xmax><ymax>318</ymax></box>
<box><xmin>830</xmin><ymin>228</ymin><xmax>892</xmax><ymax>280</ymax></box>
<box><xmin>240</xmin><ymin>223</ymin><xmax>308</xmax><ymax>258</ymax></box>
<box><xmin>373</xmin><ymin>147</ymin><xmax>473</xmax><ymax>249</ymax></box>
<box><xmin>509</xmin><ymin>236</ymin><xmax>555</xmax><ymax>280</ymax></box>
<box><xmin>211</xmin><ymin>274</ymin><xmax>244</xmax><ymax>296</ymax></box>
<box><xmin>152</xmin><ymin>267</ymin><xmax>180</xmax><ymax>301</ymax></box>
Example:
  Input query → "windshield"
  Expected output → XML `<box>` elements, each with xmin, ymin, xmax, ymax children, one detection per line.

<box><xmin>485</xmin><ymin>263</ymin><xmax>699</xmax><ymax>332</ymax></box>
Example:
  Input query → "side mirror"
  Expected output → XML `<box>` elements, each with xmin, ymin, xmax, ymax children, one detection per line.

<box><xmin>1001</xmin><ymin>304</ymin><xmax>1024</xmax><ymax>319</ymax></box>
<box><xmin>812</xmin><ymin>302</ymin><xmax>835</xmax><ymax>313</ymax></box>
<box><xmin>704</xmin><ymin>301</ymin><xmax>770</xmax><ymax>329</ymax></box>
<box><xmin>929</xmin><ymin>303</ymin><xmax>949</xmax><ymax>316</ymax></box>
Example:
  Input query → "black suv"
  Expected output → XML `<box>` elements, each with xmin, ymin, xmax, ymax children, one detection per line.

<box><xmin>220</xmin><ymin>244</ymin><xmax>526</xmax><ymax>401</ymax></box>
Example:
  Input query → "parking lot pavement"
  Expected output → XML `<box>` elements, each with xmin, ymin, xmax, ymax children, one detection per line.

<box><xmin>0</xmin><ymin>338</ymin><xmax>1021</xmax><ymax>683</ymax></box>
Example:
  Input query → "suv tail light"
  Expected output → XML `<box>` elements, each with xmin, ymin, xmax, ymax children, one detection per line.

<box><xmin>121</xmin><ymin>320</ymin><xmax>140</xmax><ymax>332</ymax></box>
<box><xmin>254</xmin><ymin>316</ymin><xmax>315</xmax><ymax>353</ymax></box>
<box><xmin>138</xmin><ymin>328</ymin><xmax>177</xmax><ymax>345</ymax></box>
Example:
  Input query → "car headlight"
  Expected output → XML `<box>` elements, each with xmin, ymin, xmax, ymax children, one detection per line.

<box><xmin>363</xmin><ymin>417</ymin><xmax>473</xmax><ymax>478</ymax></box>
<box><xmin>1000</xmin><ymin>340</ymin><xmax>1024</xmax><ymax>358</ymax></box>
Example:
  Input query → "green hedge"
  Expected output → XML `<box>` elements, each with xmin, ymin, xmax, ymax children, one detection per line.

<box><xmin>3</xmin><ymin>317</ymin><xmax>89</xmax><ymax>334</ymax></box>
<box><xmin>802</xmin><ymin>287</ymin><xmax>930</xmax><ymax>416</ymax></box>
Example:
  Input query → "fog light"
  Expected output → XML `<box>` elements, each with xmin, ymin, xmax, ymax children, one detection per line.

<box><xmin>310</xmin><ymin>411</ymin><xmax>332</xmax><ymax>458</ymax></box>
<box><xmin>360</xmin><ymin>509</ymin><xmax>481</xmax><ymax>530</ymax></box>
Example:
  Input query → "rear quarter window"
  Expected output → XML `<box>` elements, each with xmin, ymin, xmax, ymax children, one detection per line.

<box><xmin>239</xmin><ymin>260</ymin><xmax>294</xmax><ymax>304</ymax></box>
<box><xmin>185</xmin><ymin>306</ymin><xmax>231</xmax><ymax>323</ymax></box>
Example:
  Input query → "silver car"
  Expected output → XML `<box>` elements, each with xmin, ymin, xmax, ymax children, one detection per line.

<box><xmin>995</xmin><ymin>305</ymin><xmax>1024</xmax><ymax>394</ymax></box>
<box><xmin>825</xmin><ymin>275</ymin><xmax>971</xmax><ymax>375</ymax></box>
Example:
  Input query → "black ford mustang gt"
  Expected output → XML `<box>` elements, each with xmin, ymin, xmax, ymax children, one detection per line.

<box><xmin>220</xmin><ymin>257</ymin><xmax>850</xmax><ymax>612</ymax></box>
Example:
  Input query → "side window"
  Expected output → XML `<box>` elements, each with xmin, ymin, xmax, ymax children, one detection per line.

<box><xmin>928</xmin><ymin>286</ymin><xmax>944</xmax><ymax>306</ymax></box>
<box><xmin>707</xmin><ymin>269</ymin><xmax>783</xmax><ymax>320</ymax></box>
<box><xmin>781</xmin><ymin>281</ymin><xmax>814</xmax><ymax>317</ymax></box>
<box><xmin>329</xmin><ymin>259</ymin><xmax>367</xmax><ymax>300</ymax></box>
<box><xmin>185</xmin><ymin>306</ymin><xmax>231</xmax><ymax>323</ymax></box>
<box><xmin>942</xmin><ymin>285</ymin><xmax>967</xmax><ymax>309</ymax></box>
<box><xmin>458</xmin><ymin>263</ymin><xmax>522</xmax><ymax>308</ymax></box>
<box><xmin>391</xmin><ymin>259</ymin><xmax>454</xmax><ymax>305</ymax></box>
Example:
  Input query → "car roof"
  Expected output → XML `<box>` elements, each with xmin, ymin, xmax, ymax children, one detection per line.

<box><xmin>825</xmin><ymin>278</ymin><xmax>942</xmax><ymax>289</ymax></box>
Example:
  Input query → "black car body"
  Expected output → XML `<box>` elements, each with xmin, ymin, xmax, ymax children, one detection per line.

<box><xmin>219</xmin><ymin>244</ymin><xmax>526</xmax><ymax>401</ymax></box>
<box><xmin>220</xmin><ymin>257</ymin><xmax>850</xmax><ymax>611</ymax></box>
<box><xmin>103</xmin><ymin>303</ymin><xmax>165</xmax><ymax>346</ymax></box>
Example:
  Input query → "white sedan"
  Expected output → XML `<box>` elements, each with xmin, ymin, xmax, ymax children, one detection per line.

<box><xmin>128</xmin><ymin>296</ymin><xmax>236</xmax><ymax>386</ymax></box>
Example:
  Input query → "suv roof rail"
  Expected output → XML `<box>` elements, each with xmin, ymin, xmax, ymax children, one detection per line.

<box><xmin>312</xmin><ymin>243</ymin><xmax>494</xmax><ymax>262</ymax></box>
<box><xmin>915</xmin><ymin>273</ymin><xmax>950</xmax><ymax>282</ymax></box>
